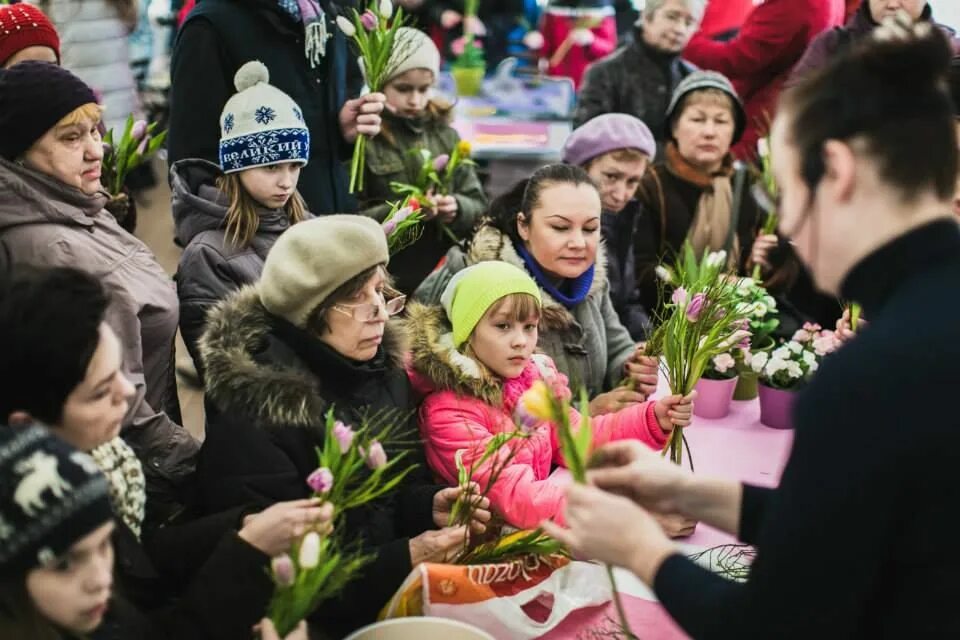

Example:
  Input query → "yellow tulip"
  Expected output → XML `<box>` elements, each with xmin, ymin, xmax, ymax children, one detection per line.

<box><xmin>457</xmin><ymin>140</ymin><xmax>472</xmax><ymax>158</ymax></box>
<box><xmin>520</xmin><ymin>380</ymin><xmax>554</xmax><ymax>422</ymax></box>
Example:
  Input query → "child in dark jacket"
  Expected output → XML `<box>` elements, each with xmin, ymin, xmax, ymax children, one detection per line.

<box><xmin>175</xmin><ymin>60</ymin><xmax>311</xmax><ymax>379</ymax></box>
<box><xmin>359</xmin><ymin>27</ymin><xmax>486</xmax><ymax>295</ymax></box>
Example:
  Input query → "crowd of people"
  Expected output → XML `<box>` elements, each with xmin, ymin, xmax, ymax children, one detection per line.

<box><xmin>0</xmin><ymin>0</ymin><xmax>958</xmax><ymax>638</ymax></box>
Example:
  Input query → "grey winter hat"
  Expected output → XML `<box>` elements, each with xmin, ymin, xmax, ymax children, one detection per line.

<box><xmin>665</xmin><ymin>70</ymin><xmax>747</xmax><ymax>144</ymax></box>
<box><xmin>259</xmin><ymin>215</ymin><xmax>389</xmax><ymax>329</ymax></box>
<box><xmin>0</xmin><ymin>424</ymin><xmax>112</xmax><ymax>573</ymax></box>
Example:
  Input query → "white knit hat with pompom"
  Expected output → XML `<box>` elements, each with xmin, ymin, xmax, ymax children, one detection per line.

<box><xmin>218</xmin><ymin>60</ymin><xmax>311</xmax><ymax>174</ymax></box>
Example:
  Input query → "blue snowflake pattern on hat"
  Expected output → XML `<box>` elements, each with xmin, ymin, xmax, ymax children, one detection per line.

<box><xmin>254</xmin><ymin>106</ymin><xmax>277</xmax><ymax>125</ymax></box>
<box><xmin>223</xmin><ymin>113</ymin><xmax>235</xmax><ymax>134</ymax></box>
<box><xmin>293</xmin><ymin>107</ymin><xmax>303</xmax><ymax>123</ymax></box>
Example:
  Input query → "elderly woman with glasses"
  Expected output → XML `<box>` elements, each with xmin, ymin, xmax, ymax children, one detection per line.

<box><xmin>195</xmin><ymin>215</ymin><xmax>490</xmax><ymax>636</ymax></box>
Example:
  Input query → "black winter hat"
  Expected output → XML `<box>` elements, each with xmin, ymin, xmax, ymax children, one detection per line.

<box><xmin>0</xmin><ymin>424</ymin><xmax>113</xmax><ymax>573</ymax></box>
<box><xmin>0</xmin><ymin>60</ymin><xmax>99</xmax><ymax>161</ymax></box>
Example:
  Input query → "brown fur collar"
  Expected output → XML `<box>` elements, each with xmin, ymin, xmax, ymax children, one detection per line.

<box><xmin>199</xmin><ymin>285</ymin><xmax>405</xmax><ymax>429</ymax></box>
<box><xmin>404</xmin><ymin>302</ymin><xmax>505</xmax><ymax>407</ymax></box>
<box><xmin>465</xmin><ymin>224</ymin><xmax>609</xmax><ymax>332</ymax></box>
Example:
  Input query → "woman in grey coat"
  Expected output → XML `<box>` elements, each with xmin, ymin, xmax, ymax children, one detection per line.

<box><xmin>415</xmin><ymin>164</ymin><xmax>659</xmax><ymax>416</ymax></box>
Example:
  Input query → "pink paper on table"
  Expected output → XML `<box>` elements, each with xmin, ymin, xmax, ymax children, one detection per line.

<box><xmin>540</xmin><ymin>398</ymin><xmax>795</xmax><ymax>639</ymax></box>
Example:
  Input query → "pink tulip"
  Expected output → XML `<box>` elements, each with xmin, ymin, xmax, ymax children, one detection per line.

<box><xmin>451</xmin><ymin>36</ymin><xmax>466</xmax><ymax>56</ymax></box>
<box><xmin>332</xmin><ymin>421</ymin><xmax>355</xmax><ymax>454</ymax></box>
<box><xmin>306</xmin><ymin>467</ymin><xmax>334</xmax><ymax>494</ymax></box>
<box><xmin>382</xmin><ymin>219</ymin><xmax>397</xmax><ymax>236</ymax></box>
<box><xmin>685</xmin><ymin>293</ymin><xmax>706</xmax><ymax>322</ymax></box>
<box><xmin>136</xmin><ymin>135</ymin><xmax>149</xmax><ymax>156</ymax></box>
<box><xmin>271</xmin><ymin>554</ymin><xmax>295</xmax><ymax>587</ymax></box>
<box><xmin>393</xmin><ymin>206</ymin><xmax>413</xmax><ymax>224</ymax></box>
<box><xmin>360</xmin><ymin>10</ymin><xmax>377</xmax><ymax>31</ymax></box>
<box><xmin>433</xmin><ymin>154</ymin><xmax>450</xmax><ymax>172</ymax></box>
<box><xmin>130</xmin><ymin>120</ymin><xmax>148</xmax><ymax>142</ymax></box>
<box><xmin>671</xmin><ymin>287</ymin><xmax>688</xmax><ymax>306</ymax></box>
<box><xmin>365</xmin><ymin>441</ymin><xmax>387</xmax><ymax>469</ymax></box>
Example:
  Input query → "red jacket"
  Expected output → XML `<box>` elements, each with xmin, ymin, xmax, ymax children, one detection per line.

<box><xmin>541</xmin><ymin>6</ymin><xmax>617</xmax><ymax>89</ymax></box>
<box><xmin>684</xmin><ymin>0</ymin><xmax>844</xmax><ymax>160</ymax></box>
<box><xmin>697</xmin><ymin>0</ymin><xmax>756</xmax><ymax>39</ymax></box>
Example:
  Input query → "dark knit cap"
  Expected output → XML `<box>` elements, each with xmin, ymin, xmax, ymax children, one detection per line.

<box><xmin>950</xmin><ymin>57</ymin><xmax>960</xmax><ymax>118</ymax></box>
<box><xmin>0</xmin><ymin>424</ymin><xmax>113</xmax><ymax>574</ymax></box>
<box><xmin>0</xmin><ymin>60</ymin><xmax>98</xmax><ymax>161</ymax></box>
<box><xmin>665</xmin><ymin>70</ymin><xmax>747</xmax><ymax>145</ymax></box>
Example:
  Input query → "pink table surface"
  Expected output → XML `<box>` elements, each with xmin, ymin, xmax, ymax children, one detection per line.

<box><xmin>539</xmin><ymin>398</ymin><xmax>795</xmax><ymax>640</ymax></box>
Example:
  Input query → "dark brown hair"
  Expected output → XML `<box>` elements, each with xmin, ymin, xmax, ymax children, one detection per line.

<box><xmin>780</xmin><ymin>25</ymin><xmax>957</xmax><ymax>202</ymax></box>
<box><xmin>0</xmin><ymin>578</ymin><xmax>61</xmax><ymax>640</ymax></box>
<box><xmin>487</xmin><ymin>164</ymin><xmax>597</xmax><ymax>245</ymax></box>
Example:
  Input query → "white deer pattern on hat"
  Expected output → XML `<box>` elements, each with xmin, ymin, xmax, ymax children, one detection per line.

<box><xmin>13</xmin><ymin>451</ymin><xmax>72</xmax><ymax>517</ymax></box>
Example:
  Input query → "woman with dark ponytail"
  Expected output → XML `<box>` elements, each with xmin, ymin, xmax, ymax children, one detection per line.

<box><xmin>544</xmin><ymin>15</ymin><xmax>960</xmax><ymax>639</ymax></box>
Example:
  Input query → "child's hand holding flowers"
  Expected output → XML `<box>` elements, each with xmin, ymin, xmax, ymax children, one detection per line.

<box><xmin>653</xmin><ymin>392</ymin><xmax>697</xmax><ymax>434</ymax></box>
<box><xmin>239</xmin><ymin>498</ymin><xmax>335</xmax><ymax>558</ymax></box>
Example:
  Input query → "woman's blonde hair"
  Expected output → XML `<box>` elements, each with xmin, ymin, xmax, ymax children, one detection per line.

<box><xmin>57</xmin><ymin>103</ymin><xmax>103</xmax><ymax>129</ymax></box>
<box><xmin>215</xmin><ymin>172</ymin><xmax>308</xmax><ymax>249</ymax></box>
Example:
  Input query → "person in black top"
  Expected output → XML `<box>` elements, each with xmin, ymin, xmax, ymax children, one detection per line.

<box><xmin>543</xmin><ymin>14</ymin><xmax>960</xmax><ymax>639</ymax></box>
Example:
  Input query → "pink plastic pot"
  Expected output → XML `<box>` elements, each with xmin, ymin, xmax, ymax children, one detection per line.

<box><xmin>693</xmin><ymin>376</ymin><xmax>739</xmax><ymax>420</ymax></box>
<box><xmin>758</xmin><ymin>383</ymin><xmax>796</xmax><ymax>429</ymax></box>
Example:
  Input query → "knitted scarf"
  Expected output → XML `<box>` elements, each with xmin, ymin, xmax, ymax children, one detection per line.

<box><xmin>664</xmin><ymin>141</ymin><xmax>739</xmax><ymax>268</ymax></box>
<box><xmin>90</xmin><ymin>437</ymin><xmax>146</xmax><ymax>540</ymax></box>
<box><xmin>515</xmin><ymin>242</ymin><xmax>595</xmax><ymax>309</ymax></box>
<box><xmin>278</xmin><ymin>0</ymin><xmax>330</xmax><ymax>68</ymax></box>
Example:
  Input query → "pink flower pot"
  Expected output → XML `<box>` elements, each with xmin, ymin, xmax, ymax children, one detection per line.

<box><xmin>758</xmin><ymin>383</ymin><xmax>796</xmax><ymax>429</ymax></box>
<box><xmin>693</xmin><ymin>376</ymin><xmax>738</xmax><ymax>419</ymax></box>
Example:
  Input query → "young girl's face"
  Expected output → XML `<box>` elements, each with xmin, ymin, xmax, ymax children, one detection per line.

<box><xmin>384</xmin><ymin>69</ymin><xmax>435</xmax><ymax>118</ymax></box>
<box><xmin>26</xmin><ymin>521</ymin><xmax>115</xmax><ymax>634</ymax></box>
<box><xmin>468</xmin><ymin>296</ymin><xmax>539</xmax><ymax>380</ymax></box>
<box><xmin>238</xmin><ymin>162</ymin><xmax>302</xmax><ymax>209</ymax></box>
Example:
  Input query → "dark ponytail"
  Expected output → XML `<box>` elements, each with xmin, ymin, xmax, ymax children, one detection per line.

<box><xmin>781</xmin><ymin>23</ymin><xmax>957</xmax><ymax>201</ymax></box>
<box><xmin>486</xmin><ymin>164</ymin><xmax>597</xmax><ymax>245</ymax></box>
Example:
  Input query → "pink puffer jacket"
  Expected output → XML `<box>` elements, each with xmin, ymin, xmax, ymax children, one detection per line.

<box><xmin>405</xmin><ymin>303</ymin><xmax>668</xmax><ymax>530</ymax></box>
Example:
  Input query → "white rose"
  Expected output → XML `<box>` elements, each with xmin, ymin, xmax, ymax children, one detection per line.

<box><xmin>751</xmin><ymin>351</ymin><xmax>769</xmax><ymax>373</ymax></box>
<box><xmin>713</xmin><ymin>352</ymin><xmax>736</xmax><ymax>374</ymax></box>
<box><xmin>765</xmin><ymin>357</ymin><xmax>788</xmax><ymax>377</ymax></box>
<box><xmin>787</xmin><ymin>341</ymin><xmax>803</xmax><ymax>354</ymax></box>
<box><xmin>785</xmin><ymin>361</ymin><xmax>803</xmax><ymax>379</ymax></box>
<box><xmin>772</xmin><ymin>346</ymin><xmax>791</xmax><ymax>361</ymax></box>
<box><xmin>802</xmin><ymin>350</ymin><xmax>817</xmax><ymax>366</ymax></box>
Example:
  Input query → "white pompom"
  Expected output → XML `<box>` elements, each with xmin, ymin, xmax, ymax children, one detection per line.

<box><xmin>234</xmin><ymin>60</ymin><xmax>269</xmax><ymax>92</ymax></box>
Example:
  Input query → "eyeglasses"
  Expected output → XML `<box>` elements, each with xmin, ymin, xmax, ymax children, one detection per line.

<box><xmin>332</xmin><ymin>293</ymin><xmax>406</xmax><ymax>322</ymax></box>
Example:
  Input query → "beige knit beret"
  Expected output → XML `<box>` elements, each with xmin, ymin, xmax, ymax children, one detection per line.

<box><xmin>259</xmin><ymin>215</ymin><xmax>389</xmax><ymax>328</ymax></box>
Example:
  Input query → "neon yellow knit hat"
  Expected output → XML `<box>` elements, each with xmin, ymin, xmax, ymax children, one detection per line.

<box><xmin>440</xmin><ymin>261</ymin><xmax>542</xmax><ymax>348</ymax></box>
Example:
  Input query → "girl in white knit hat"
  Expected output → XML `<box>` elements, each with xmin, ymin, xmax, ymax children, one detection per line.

<box><xmin>357</xmin><ymin>27</ymin><xmax>487</xmax><ymax>296</ymax></box>
<box><xmin>172</xmin><ymin>60</ymin><xmax>313</xmax><ymax>381</ymax></box>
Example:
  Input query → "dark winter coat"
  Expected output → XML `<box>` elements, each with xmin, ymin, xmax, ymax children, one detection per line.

<box><xmin>198</xmin><ymin>286</ymin><xmax>441</xmax><ymax>636</ymax></box>
<box><xmin>168</xmin><ymin>0</ymin><xmax>361</xmax><ymax>215</ymax></box>
<box><xmin>633</xmin><ymin>158</ymin><xmax>760</xmax><ymax>314</ymax></box>
<box><xmin>601</xmin><ymin>201</ymin><xmax>652</xmax><ymax>341</ymax></box>
<box><xmin>171</xmin><ymin>158</ymin><xmax>301</xmax><ymax>379</ymax></box>
<box><xmin>574</xmin><ymin>26</ymin><xmax>696</xmax><ymax>142</ymax></box>
<box><xmin>788</xmin><ymin>2</ymin><xmax>960</xmax><ymax>88</ymax></box>
<box><xmin>413</xmin><ymin>225</ymin><xmax>636</xmax><ymax>398</ymax></box>
<box><xmin>359</xmin><ymin>110</ymin><xmax>486</xmax><ymax>295</ymax></box>
<box><xmin>0</xmin><ymin>157</ymin><xmax>198</xmax><ymax>529</ymax></box>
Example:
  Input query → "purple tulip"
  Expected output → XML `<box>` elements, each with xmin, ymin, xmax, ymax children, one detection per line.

<box><xmin>513</xmin><ymin>403</ymin><xmax>539</xmax><ymax>434</ymax></box>
<box><xmin>130</xmin><ymin>120</ymin><xmax>148</xmax><ymax>143</ymax></box>
<box><xmin>433</xmin><ymin>154</ymin><xmax>450</xmax><ymax>172</ymax></box>
<box><xmin>306</xmin><ymin>467</ymin><xmax>334</xmax><ymax>494</ymax></box>
<box><xmin>360</xmin><ymin>10</ymin><xmax>378</xmax><ymax>31</ymax></box>
<box><xmin>136</xmin><ymin>135</ymin><xmax>149</xmax><ymax>156</ymax></box>
<box><xmin>271</xmin><ymin>554</ymin><xmax>295</xmax><ymax>587</ymax></box>
<box><xmin>382</xmin><ymin>219</ymin><xmax>397</xmax><ymax>236</ymax></box>
<box><xmin>365</xmin><ymin>441</ymin><xmax>388</xmax><ymax>469</ymax></box>
<box><xmin>685</xmin><ymin>293</ymin><xmax>706</xmax><ymax>322</ymax></box>
<box><xmin>393</xmin><ymin>206</ymin><xmax>413</xmax><ymax>224</ymax></box>
<box><xmin>332</xmin><ymin>421</ymin><xmax>355</xmax><ymax>454</ymax></box>
<box><xmin>671</xmin><ymin>287</ymin><xmax>688</xmax><ymax>307</ymax></box>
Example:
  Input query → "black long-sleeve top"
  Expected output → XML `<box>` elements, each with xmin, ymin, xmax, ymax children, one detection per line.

<box><xmin>653</xmin><ymin>220</ymin><xmax>960</xmax><ymax>638</ymax></box>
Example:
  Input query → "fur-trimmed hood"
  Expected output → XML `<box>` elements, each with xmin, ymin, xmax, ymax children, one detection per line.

<box><xmin>465</xmin><ymin>224</ymin><xmax>610</xmax><ymax>331</ymax></box>
<box><xmin>405</xmin><ymin>301</ymin><xmax>558</xmax><ymax>409</ymax></box>
<box><xmin>200</xmin><ymin>285</ymin><xmax>406</xmax><ymax>429</ymax></box>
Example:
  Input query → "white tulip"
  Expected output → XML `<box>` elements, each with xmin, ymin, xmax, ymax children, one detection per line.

<box><xmin>757</xmin><ymin>137</ymin><xmax>770</xmax><ymax>158</ymax></box>
<box><xmin>337</xmin><ymin>15</ymin><xmax>356</xmax><ymax>37</ymax></box>
<box><xmin>705</xmin><ymin>250</ymin><xmax>727</xmax><ymax>269</ymax></box>
<box><xmin>655</xmin><ymin>265</ymin><xmax>672</xmax><ymax>283</ymax></box>
<box><xmin>298</xmin><ymin>531</ymin><xmax>321</xmax><ymax>569</ymax></box>
<box><xmin>379</xmin><ymin>0</ymin><xmax>393</xmax><ymax>19</ymax></box>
